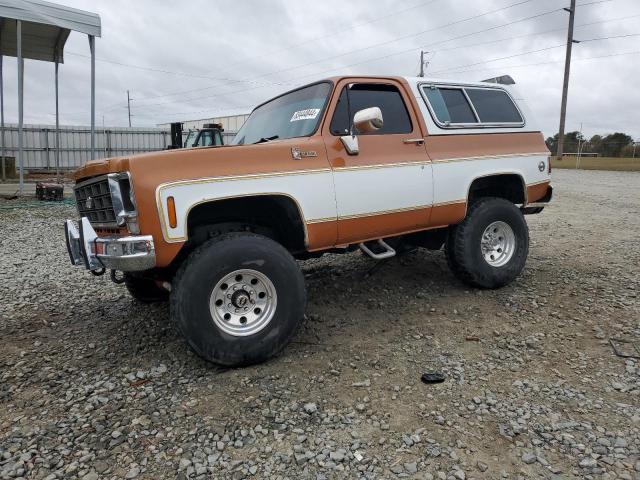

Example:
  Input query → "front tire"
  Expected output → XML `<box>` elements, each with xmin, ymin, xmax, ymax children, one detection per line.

<box><xmin>171</xmin><ymin>232</ymin><xmax>306</xmax><ymax>366</ymax></box>
<box><xmin>446</xmin><ymin>197</ymin><xmax>529</xmax><ymax>289</ymax></box>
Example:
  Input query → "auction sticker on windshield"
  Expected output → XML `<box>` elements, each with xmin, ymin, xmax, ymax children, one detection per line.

<box><xmin>290</xmin><ymin>108</ymin><xmax>320</xmax><ymax>122</ymax></box>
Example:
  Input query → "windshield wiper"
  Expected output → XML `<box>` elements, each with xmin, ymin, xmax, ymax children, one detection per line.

<box><xmin>253</xmin><ymin>135</ymin><xmax>279</xmax><ymax>144</ymax></box>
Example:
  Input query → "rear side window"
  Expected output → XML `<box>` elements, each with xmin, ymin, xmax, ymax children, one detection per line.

<box><xmin>330</xmin><ymin>83</ymin><xmax>412</xmax><ymax>135</ymax></box>
<box><xmin>465</xmin><ymin>88</ymin><xmax>523</xmax><ymax>123</ymax></box>
<box><xmin>421</xmin><ymin>85</ymin><xmax>524</xmax><ymax>128</ymax></box>
<box><xmin>424</xmin><ymin>87</ymin><xmax>476</xmax><ymax>124</ymax></box>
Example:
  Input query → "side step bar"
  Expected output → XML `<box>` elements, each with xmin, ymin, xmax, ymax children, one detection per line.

<box><xmin>359</xmin><ymin>239</ymin><xmax>396</xmax><ymax>260</ymax></box>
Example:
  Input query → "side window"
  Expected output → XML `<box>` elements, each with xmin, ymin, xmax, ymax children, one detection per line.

<box><xmin>423</xmin><ymin>87</ymin><xmax>476</xmax><ymax>124</ymax></box>
<box><xmin>465</xmin><ymin>88</ymin><xmax>523</xmax><ymax>123</ymax></box>
<box><xmin>421</xmin><ymin>85</ymin><xmax>524</xmax><ymax>127</ymax></box>
<box><xmin>330</xmin><ymin>83</ymin><xmax>413</xmax><ymax>135</ymax></box>
<box><xmin>214</xmin><ymin>131</ymin><xmax>224</xmax><ymax>145</ymax></box>
<box><xmin>199</xmin><ymin>131</ymin><xmax>213</xmax><ymax>146</ymax></box>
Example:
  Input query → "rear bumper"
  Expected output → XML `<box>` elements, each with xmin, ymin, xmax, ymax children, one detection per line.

<box><xmin>65</xmin><ymin>218</ymin><xmax>156</xmax><ymax>272</ymax></box>
<box><xmin>522</xmin><ymin>185</ymin><xmax>553</xmax><ymax>214</ymax></box>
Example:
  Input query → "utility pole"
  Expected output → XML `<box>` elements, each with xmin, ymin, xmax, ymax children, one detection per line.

<box><xmin>127</xmin><ymin>90</ymin><xmax>132</xmax><ymax>127</ymax></box>
<box><xmin>556</xmin><ymin>0</ymin><xmax>578</xmax><ymax>160</ymax></box>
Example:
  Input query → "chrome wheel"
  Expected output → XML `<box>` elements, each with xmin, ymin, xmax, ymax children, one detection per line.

<box><xmin>481</xmin><ymin>221</ymin><xmax>516</xmax><ymax>267</ymax></box>
<box><xmin>209</xmin><ymin>269</ymin><xmax>277</xmax><ymax>337</ymax></box>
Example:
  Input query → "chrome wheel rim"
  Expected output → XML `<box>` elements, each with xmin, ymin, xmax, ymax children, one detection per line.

<box><xmin>481</xmin><ymin>221</ymin><xmax>516</xmax><ymax>267</ymax></box>
<box><xmin>209</xmin><ymin>269</ymin><xmax>277</xmax><ymax>337</ymax></box>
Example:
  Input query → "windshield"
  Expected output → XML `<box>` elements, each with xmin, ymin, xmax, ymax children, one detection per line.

<box><xmin>231</xmin><ymin>82</ymin><xmax>332</xmax><ymax>145</ymax></box>
<box><xmin>184</xmin><ymin>130</ymin><xmax>198</xmax><ymax>148</ymax></box>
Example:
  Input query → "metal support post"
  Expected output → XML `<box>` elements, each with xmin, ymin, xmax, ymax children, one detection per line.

<box><xmin>89</xmin><ymin>35</ymin><xmax>95</xmax><ymax>160</ymax></box>
<box><xmin>17</xmin><ymin>20</ymin><xmax>24</xmax><ymax>194</ymax></box>
<box><xmin>55</xmin><ymin>60</ymin><xmax>60</xmax><ymax>182</ymax></box>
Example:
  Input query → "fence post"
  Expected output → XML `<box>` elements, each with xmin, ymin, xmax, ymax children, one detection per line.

<box><xmin>44</xmin><ymin>128</ymin><xmax>50</xmax><ymax>170</ymax></box>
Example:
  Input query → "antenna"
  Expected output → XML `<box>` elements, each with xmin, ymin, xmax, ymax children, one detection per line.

<box><xmin>419</xmin><ymin>50</ymin><xmax>429</xmax><ymax>77</ymax></box>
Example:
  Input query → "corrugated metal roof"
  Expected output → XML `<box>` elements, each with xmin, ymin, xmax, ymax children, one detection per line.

<box><xmin>0</xmin><ymin>0</ymin><xmax>100</xmax><ymax>62</ymax></box>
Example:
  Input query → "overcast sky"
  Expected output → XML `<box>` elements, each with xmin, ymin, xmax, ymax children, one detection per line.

<box><xmin>1</xmin><ymin>0</ymin><xmax>639</xmax><ymax>139</ymax></box>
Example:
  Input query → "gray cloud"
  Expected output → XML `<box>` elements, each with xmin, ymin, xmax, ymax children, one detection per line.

<box><xmin>1</xmin><ymin>0</ymin><xmax>638</xmax><ymax>140</ymax></box>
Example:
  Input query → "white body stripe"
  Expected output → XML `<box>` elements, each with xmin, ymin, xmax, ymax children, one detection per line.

<box><xmin>156</xmin><ymin>152</ymin><xmax>549</xmax><ymax>243</ymax></box>
<box><xmin>432</xmin><ymin>154</ymin><xmax>549</xmax><ymax>205</ymax></box>
<box><xmin>157</xmin><ymin>170</ymin><xmax>335</xmax><ymax>242</ymax></box>
<box><xmin>333</xmin><ymin>163</ymin><xmax>432</xmax><ymax>218</ymax></box>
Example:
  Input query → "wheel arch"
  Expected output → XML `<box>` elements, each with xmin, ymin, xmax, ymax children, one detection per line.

<box><xmin>465</xmin><ymin>172</ymin><xmax>528</xmax><ymax>208</ymax></box>
<box><xmin>184</xmin><ymin>193</ymin><xmax>309</xmax><ymax>253</ymax></box>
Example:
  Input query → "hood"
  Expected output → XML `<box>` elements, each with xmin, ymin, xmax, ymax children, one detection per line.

<box><xmin>73</xmin><ymin>137</ymin><xmax>324</xmax><ymax>187</ymax></box>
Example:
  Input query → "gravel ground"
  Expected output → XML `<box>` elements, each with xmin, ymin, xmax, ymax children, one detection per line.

<box><xmin>1</xmin><ymin>169</ymin><xmax>639</xmax><ymax>480</ymax></box>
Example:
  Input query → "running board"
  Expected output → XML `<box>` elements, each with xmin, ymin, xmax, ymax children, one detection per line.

<box><xmin>359</xmin><ymin>239</ymin><xmax>396</xmax><ymax>260</ymax></box>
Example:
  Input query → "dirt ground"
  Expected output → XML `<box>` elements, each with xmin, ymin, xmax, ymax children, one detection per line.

<box><xmin>0</xmin><ymin>169</ymin><xmax>638</xmax><ymax>480</ymax></box>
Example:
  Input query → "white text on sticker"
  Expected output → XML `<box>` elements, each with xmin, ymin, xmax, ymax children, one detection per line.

<box><xmin>290</xmin><ymin>108</ymin><xmax>320</xmax><ymax>122</ymax></box>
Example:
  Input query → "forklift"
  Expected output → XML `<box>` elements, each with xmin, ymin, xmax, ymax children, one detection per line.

<box><xmin>167</xmin><ymin>122</ymin><xmax>225</xmax><ymax>149</ymax></box>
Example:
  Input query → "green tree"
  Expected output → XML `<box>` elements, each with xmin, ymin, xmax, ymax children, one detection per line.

<box><xmin>587</xmin><ymin>135</ymin><xmax>603</xmax><ymax>155</ymax></box>
<box><xmin>600</xmin><ymin>133</ymin><xmax>633</xmax><ymax>157</ymax></box>
<box><xmin>620</xmin><ymin>144</ymin><xmax>636</xmax><ymax>158</ymax></box>
<box><xmin>545</xmin><ymin>131</ymin><xmax>584</xmax><ymax>156</ymax></box>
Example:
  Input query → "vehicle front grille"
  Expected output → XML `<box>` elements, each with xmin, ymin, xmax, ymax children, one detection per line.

<box><xmin>74</xmin><ymin>176</ymin><xmax>117</xmax><ymax>225</ymax></box>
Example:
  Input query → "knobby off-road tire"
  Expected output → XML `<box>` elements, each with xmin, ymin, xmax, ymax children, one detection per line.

<box><xmin>124</xmin><ymin>275</ymin><xmax>170</xmax><ymax>303</ymax></box>
<box><xmin>446</xmin><ymin>197</ymin><xmax>529</xmax><ymax>289</ymax></box>
<box><xmin>171</xmin><ymin>232</ymin><xmax>306</xmax><ymax>367</ymax></box>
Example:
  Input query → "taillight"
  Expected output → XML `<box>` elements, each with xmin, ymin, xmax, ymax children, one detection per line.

<box><xmin>548</xmin><ymin>155</ymin><xmax>552</xmax><ymax>174</ymax></box>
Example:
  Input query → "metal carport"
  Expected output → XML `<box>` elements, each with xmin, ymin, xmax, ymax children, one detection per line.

<box><xmin>0</xmin><ymin>0</ymin><xmax>101</xmax><ymax>193</ymax></box>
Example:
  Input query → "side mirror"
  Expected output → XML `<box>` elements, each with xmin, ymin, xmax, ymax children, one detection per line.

<box><xmin>339</xmin><ymin>107</ymin><xmax>384</xmax><ymax>155</ymax></box>
<box><xmin>353</xmin><ymin>107</ymin><xmax>383</xmax><ymax>133</ymax></box>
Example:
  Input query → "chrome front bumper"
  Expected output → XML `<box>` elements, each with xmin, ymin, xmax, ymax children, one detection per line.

<box><xmin>64</xmin><ymin>218</ymin><xmax>156</xmax><ymax>272</ymax></box>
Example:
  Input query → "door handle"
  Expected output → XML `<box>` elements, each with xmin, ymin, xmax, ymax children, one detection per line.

<box><xmin>403</xmin><ymin>138</ymin><xmax>425</xmax><ymax>145</ymax></box>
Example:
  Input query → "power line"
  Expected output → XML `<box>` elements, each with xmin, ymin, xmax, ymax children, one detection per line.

<box><xmin>430</xmin><ymin>43</ymin><xmax>567</xmax><ymax>75</ymax></box>
<box><xmin>579</xmin><ymin>32</ymin><xmax>640</xmax><ymax>43</ymax></box>
<box><xmin>425</xmin><ymin>13</ymin><xmax>640</xmax><ymax>54</ymax></box>
<box><xmin>113</xmin><ymin>0</ymin><xmax>617</xmax><ymax>113</ymax></box>
<box><xmin>435</xmin><ymin>49</ymin><xmax>640</xmax><ymax>75</ymax></box>
<box><xmin>430</xmin><ymin>31</ymin><xmax>640</xmax><ymax>75</ymax></box>
<box><xmin>154</xmin><ymin>45</ymin><xmax>640</xmax><ymax>122</ymax></box>
<box><xmin>64</xmin><ymin>51</ymin><xmax>279</xmax><ymax>86</ymax></box>
<box><xmin>295</xmin><ymin>0</ymin><xmax>618</xmax><ymax>82</ymax></box>
<box><xmin>290</xmin><ymin>5</ymin><xmax>567</xmax><ymax>82</ymax></box>
<box><xmin>249</xmin><ymin>0</ymin><xmax>537</xmax><ymax>81</ymax></box>
<box><xmin>129</xmin><ymin>0</ymin><xmax>619</xmax><ymax>118</ymax></box>
<box><xmin>218</xmin><ymin>0</ymin><xmax>442</xmax><ymax>73</ymax></box>
<box><xmin>130</xmin><ymin>0</ymin><xmax>539</xmax><ymax>112</ymax></box>
<box><xmin>87</xmin><ymin>1</ymin><xmax>449</xmax><ymax>108</ymax></box>
<box><xmin>63</xmin><ymin>0</ymin><xmax>620</xmax><ymax>122</ymax></box>
<box><xmin>132</xmin><ymin>1</ymin><xmax>558</xmax><ymax>112</ymax></box>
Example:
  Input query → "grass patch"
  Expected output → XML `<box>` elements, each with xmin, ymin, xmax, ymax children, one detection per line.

<box><xmin>552</xmin><ymin>156</ymin><xmax>640</xmax><ymax>171</ymax></box>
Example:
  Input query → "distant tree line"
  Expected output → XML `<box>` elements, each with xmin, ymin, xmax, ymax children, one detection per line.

<box><xmin>545</xmin><ymin>132</ymin><xmax>637</xmax><ymax>157</ymax></box>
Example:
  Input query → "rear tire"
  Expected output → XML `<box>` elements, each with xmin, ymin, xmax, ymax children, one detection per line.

<box><xmin>171</xmin><ymin>232</ymin><xmax>306</xmax><ymax>366</ymax></box>
<box><xmin>125</xmin><ymin>274</ymin><xmax>169</xmax><ymax>303</ymax></box>
<box><xmin>446</xmin><ymin>197</ymin><xmax>529</xmax><ymax>289</ymax></box>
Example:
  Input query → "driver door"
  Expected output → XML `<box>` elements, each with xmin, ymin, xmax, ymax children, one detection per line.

<box><xmin>322</xmin><ymin>79</ymin><xmax>433</xmax><ymax>245</ymax></box>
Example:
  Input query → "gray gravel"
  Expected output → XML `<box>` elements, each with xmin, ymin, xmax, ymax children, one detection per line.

<box><xmin>1</xmin><ymin>169</ymin><xmax>639</xmax><ymax>479</ymax></box>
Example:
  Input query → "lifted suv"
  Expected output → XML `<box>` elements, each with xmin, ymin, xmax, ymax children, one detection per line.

<box><xmin>65</xmin><ymin>75</ymin><xmax>552</xmax><ymax>366</ymax></box>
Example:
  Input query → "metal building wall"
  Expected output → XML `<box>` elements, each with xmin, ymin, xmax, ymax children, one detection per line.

<box><xmin>0</xmin><ymin>124</ymin><xmax>169</xmax><ymax>170</ymax></box>
<box><xmin>158</xmin><ymin>113</ymin><xmax>250</xmax><ymax>134</ymax></box>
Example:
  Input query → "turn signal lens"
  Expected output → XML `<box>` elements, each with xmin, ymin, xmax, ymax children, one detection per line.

<box><xmin>167</xmin><ymin>196</ymin><xmax>177</xmax><ymax>228</ymax></box>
